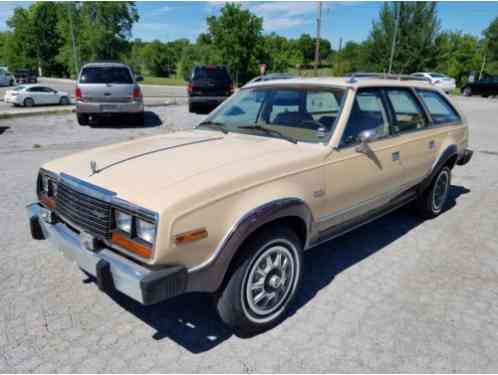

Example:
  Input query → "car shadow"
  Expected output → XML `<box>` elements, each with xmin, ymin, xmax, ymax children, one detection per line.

<box><xmin>88</xmin><ymin>111</ymin><xmax>162</xmax><ymax>128</ymax></box>
<box><xmin>0</xmin><ymin>126</ymin><xmax>10</xmax><ymax>135</ymax></box>
<box><xmin>95</xmin><ymin>184</ymin><xmax>470</xmax><ymax>353</ymax></box>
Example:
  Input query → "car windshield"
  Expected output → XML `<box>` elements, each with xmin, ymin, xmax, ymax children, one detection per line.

<box><xmin>193</xmin><ymin>66</ymin><xmax>230</xmax><ymax>81</ymax></box>
<box><xmin>199</xmin><ymin>86</ymin><xmax>346</xmax><ymax>144</ymax></box>
<box><xmin>79</xmin><ymin>67</ymin><xmax>133</xmax><ymax>84</ymax></box>
<box><xmin>14</xmin><ymin>86</ymin><xmax>26</xmax><ymax>91</ymax></box>
<box><xmin>430</xmin><ymin>73</ymin><xmax>446</xmax><ymax>78</ymax></box>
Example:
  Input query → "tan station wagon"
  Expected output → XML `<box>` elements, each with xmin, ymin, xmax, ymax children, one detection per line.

<box><xmin>27</xmin><ymin>74</ymin><xmax>472</xmax><ymax>336</ymax></box>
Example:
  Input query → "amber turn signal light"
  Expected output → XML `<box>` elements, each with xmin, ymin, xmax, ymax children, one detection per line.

<box><xmin>40</xmin><ymin>195</ymin><xmax>56</xmax><ymax>210</ymax></box>
<box><xmin>111</xmin><ymin>231</ymin><xmax>152</xmax><ymax>258</ymax></box>
<box><xmin>175</xmin><ymin>228</ymin><xmax>208</xmax><ymax>245</ymax></box>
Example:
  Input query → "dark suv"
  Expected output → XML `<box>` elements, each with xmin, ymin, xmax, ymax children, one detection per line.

<box><xmin>462</xmin><ymin>75</ymin><xmax>498</xmax><ymax>97</ymax></box>
<box><xmin>188</xmin><ymin>65</ymin><xmax>233</xmax><ymax>113</ymax></box>
<box><xmin>15</xmin><ymin>69</ymin><xmax>37</xmax><ymax>84</ymax></box>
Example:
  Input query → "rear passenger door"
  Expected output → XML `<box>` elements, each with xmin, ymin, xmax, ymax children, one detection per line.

<box><xmin>383</xmin><ymin>87</ymin><xmax>434</xmax><ymax>188</ymax></box>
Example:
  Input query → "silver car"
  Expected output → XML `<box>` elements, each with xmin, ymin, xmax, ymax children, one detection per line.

<box><xmin>75</xmin><ymin>62</ymin><xmax>144</xmax><ymax>125</ymax></box>
<box><xmin>0</xmin><ymin>69</ymin><xmax>14</xmax><ymax>86</ymax></box>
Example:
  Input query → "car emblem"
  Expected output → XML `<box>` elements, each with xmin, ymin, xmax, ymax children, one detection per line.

<box><xmin>90</xmin><ymin>160</ymin><xmax>98</xmax><ymax>174</ymax></box>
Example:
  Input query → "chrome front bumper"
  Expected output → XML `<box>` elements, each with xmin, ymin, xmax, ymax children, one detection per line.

<box><xmin>26</xmin><ymin>202</ymin><xmax>187</xmax><ymax>305</ymax></box>
<box><xmin>76</xmin><ymin>100</ymin><xmax>144</xmax><ymax>114</ymax></box>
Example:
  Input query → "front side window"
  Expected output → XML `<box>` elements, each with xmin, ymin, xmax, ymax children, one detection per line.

<box><xmin>416</xmin><ymin>89</ymin><xmax>461</xmax><ymax>125</ymax></box>
<box><xmin>200</xmin><ymin>86</ymin><xmax>346</xmax><ymax>143</ymax></box>
<box><xmin>385</xmin><ymin>88</ymin><xmax>427</xmax><ymax>133</ymax></box>
<box><xmin>340</xmin><ymin>89</ymin><xmax>390</xmax><ymax>146</ymax></box>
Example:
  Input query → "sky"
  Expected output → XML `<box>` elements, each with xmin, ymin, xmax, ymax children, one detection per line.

<box><xmin>0</xmin><ymin>1</ymin><xmax>497</xmax><ymax>49</ymax></box>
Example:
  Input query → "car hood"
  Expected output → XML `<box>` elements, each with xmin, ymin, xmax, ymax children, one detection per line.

<box><xmin>42</xmin><ymin>130</ymin><xmax>317</xmax><ymax>211</ymax></box>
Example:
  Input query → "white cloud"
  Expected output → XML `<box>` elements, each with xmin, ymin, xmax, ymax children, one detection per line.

<box><xmin>248</xmin><ymin>2</ymin><xmax>317</xmax><ymax>31</ymax></box>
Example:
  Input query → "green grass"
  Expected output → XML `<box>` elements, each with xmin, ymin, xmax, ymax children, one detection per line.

<box><xmin>141</xmin><ymin>76</ymin><xmax>186</xmax><ymax>86</ymax></box>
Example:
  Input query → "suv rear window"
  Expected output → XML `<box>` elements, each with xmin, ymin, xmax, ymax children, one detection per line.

<box><xmin>192</xmin><ymin>66</ymin><xmax>230</xmax><ymax>81</ymax></box>
<box><xmin>80</xmin><ymin>67</ymin><xmax>133</xmax><ymax>84</ymax></box>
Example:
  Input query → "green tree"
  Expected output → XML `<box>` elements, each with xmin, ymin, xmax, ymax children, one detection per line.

<box><xmin>206</xmin><ymin>3</ymin><xmax>263</xmax><ymax>84</ymax></box>
<box><xmin>261</xmin><ymin>33</ymin><xmax>303</xmax><ymax>72</ymax></box>
<box><xmin>366</xmin><ymin>2</ymin><xmax>441</xmax><ymax>73</ymax></box>
<box><xmin>5</xmin><ymin>7</ymin><xmax>37</xmax><ymax>72</ymax></box>
<box><xmin>483</xmin><ymin>17</ymin><xmax>498</xmax><ymax>74</ymax></box>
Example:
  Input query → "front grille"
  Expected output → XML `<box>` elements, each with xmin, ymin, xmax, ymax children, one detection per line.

<box><xmin>55</xmin><ymin>180</ymin><xmax>113</xmax><ymax>239</ymax></box>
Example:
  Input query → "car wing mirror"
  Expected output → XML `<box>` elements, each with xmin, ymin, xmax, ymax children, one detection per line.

<box><xmin>355</xmin><ymin>129</ymin><xmax>378</xmax><ymax>154</ymax></box>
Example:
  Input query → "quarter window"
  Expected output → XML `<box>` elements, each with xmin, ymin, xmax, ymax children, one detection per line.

<box><xmin>341</xmin><ymin>89</ymin><xmax>390</xmax><ymax>146</ymax></box>
<box><xmin>416</xmin><ymin>89</ymin><xmax>461</xmax><ymax>124</ymax></box>
<box><xmin>386</xmin><ymin>89</ymin><xmax>427</xmax><ymax>133</ymax></box>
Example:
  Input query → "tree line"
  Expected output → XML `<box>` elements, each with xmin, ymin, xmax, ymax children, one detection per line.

<box><xmin>0</xmin><ymin>1</ymin><xmax>496</xmax><ymax>86</ymax></box>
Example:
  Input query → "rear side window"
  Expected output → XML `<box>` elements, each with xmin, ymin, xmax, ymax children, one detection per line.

<box><xmin>416</xmin><ymin>90</ymin><xmax>461</xmax><ymax>124</ymax></box>
<box><xmin>193</xmin><ymin>66</ymin><xmax>230</xmax><ymax>81</ymax></box>
<box><xmin>80</xmin><ymin>67</ymin><xmax>133</xmax><ymax>84</ymax></box>
<box><xmin>385</xmin><ymin>88</ymin><xmax>427</xmax><ymax>133</ymax></box>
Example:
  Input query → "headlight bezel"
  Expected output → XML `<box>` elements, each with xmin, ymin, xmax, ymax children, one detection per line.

<box><xmin>111</xmin><ymin>203</ymin><xmax>158</xmax><ymax>259</ymax></box>
<box><xmin>37</xmin><ymin>168</ymin><xmax>59</xmax><ymax>208</ymax></box>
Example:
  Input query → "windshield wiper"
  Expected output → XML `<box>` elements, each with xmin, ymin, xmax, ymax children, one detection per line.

<box><xmin>237</xmin><ymin>125</ymin><xmax>297</xmax><ymax>144</ymax></box>
<box><xmin>196</xmin><ymin>121</ymin><xmax>229</xmax><ymax>134</ymax></box>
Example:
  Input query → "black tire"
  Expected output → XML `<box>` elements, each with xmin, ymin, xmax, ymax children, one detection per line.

<box><xmin>23</xmin><ymin>97</ymin><xmax>34</xmax><ymax>107</ymax></box>
<box><xmin>59</xmin><ymin>96</ymin><xmax>70</xmax><ymax>106</ymax></box>
<box><xmin>9</xmin><ymin>79</ymin><xmax>14</xmax><ymax>86</ymax></box>
<box><xmin>134</xmin><ymin>112</ymin><xmax>145</xmax><ymax>125</ymax></box>
<box><xmin>77</xmin><ymin>113</ymin><xmax>89</xmax><ymax>126</ymax></box>
<box><xmin>216</xmin><ymin>226</ymin><xmax>303</xmax><ymax>337</ymax></box>
<box><xmin>415</xmin><ymin>166</ymin><xmax>451</xmax><ymax>219</ymax></box>
<box><xmin>188</xmin><ymin>102</ymin><xmax>197</xmax><ymax>113</ymax></box>
<box><xmin>463</xmin><ymin>87</ymin><xmax>472</xmax><ymax>97</ymax></box>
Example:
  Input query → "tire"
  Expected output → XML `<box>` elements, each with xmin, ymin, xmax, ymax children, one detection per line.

<box><xmin>59</xmin><ymin>96</ymin><xmax>70</xmax><ymax>106</ymax></box>
<box><xmin>415</xmin><ymin>166</ymin><xmax>451</xmax><ymax>219</ymax></box>
<box><xmin>77</xmin><ymin>113</ymin><xmax>89</xmax><ymax>126</ymax></box>
<box><xmin>9</xmin><ymin>79</ymin><xmax>14</xmax><ymax>86</ymax></box>
<box><xmin>188</xmin><ymin>102</ymin><xmax>197</xmax><ymax>113</ymax></box>
<box><xmin>463</xmin><ymin>87</ymin><xmax>472</xmax><ymax>97</ymax></box>
<box><xmin>23</xmin><ymin>98</ymin><xmax>34</xmax><ymax>107</ymax></box>
<box><xmin>216</xmin><ymin>226</ymin><xmax>303</xmax><ymax>337</ymax></box>
<box><xmin>134</xmin><ymin>112</ymin><xmax>145</xmax><ymax>124</ymax></box>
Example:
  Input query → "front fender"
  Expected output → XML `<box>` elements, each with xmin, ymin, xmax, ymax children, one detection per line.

<box><xmin>186</xmin><ymin>197</ymin><xmax>314</xmax><ymax>293</ymax></box>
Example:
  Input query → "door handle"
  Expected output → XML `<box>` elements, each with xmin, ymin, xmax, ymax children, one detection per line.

<box><xmin>392</xmin><ymin>151</ymin><xmax>400</xmax><ymax>161</ymax></box>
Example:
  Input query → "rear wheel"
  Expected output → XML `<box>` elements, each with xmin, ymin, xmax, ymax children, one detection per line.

<box><xmin>23</xmin><ymin>98</ymin><xmax>34</xmax><ymax>107</ymax></box>
<box><xmin>188</xmin><ymin>102</ymin><xmax>197</xmax><ymax>113</ymax></box>
<box><xmin>59</xmin><ymin>96</ymin><xmax>70</xmax><ymax>106</ymax></box>
<box><xmin>216</xmin><ymin>226</ymin><xmax>303</xmax><ymax>337</ymax></box>
<box><xmin>77</xmin><ymin>113</ymin><xmax>89</xmax><ymax>126</ymax></box>
<box><xmin>415</xmin><ymin>166</ymin><xmax>451</xmax><ymax>219</ymax></box>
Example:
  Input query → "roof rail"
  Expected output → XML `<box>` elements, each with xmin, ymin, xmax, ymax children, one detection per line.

<box><xmin>346</xmin><ymin>72</ymin><xmax>431</xmax><ymax>83</ymax></box>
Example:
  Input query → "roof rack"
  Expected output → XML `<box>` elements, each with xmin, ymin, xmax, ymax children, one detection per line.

<box><xmin>346</xmin><ymin>72</ymin><xmax>431</xmax><ymax>83</ymax></box>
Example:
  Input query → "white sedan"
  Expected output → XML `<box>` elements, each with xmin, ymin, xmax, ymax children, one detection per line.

<box><xmin>4</xmin><ymin>85</ymin><xmax>71</xmax><ymax>107</ymax></box>
<box><xmin>411</xmin><ymin>72</ymin><xmax>456</xmax><ymax>93</ymax></box>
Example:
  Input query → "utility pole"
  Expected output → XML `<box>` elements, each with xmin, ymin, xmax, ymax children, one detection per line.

<box><xmin>314</xmin><ymin>1</ymin><xmax>322</xmax><ymax>76</ymax></box>
<box><xmin>388</xmin><ymin>2</ymin><xmax>400</xmax><ymax>74</ymax></box>
<box><xmin>68</xmin><ymin>3</ymin><xmax>79</xmax><ymax>78</ymax></box>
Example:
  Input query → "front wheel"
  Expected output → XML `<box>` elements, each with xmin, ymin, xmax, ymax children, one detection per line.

<box><xmin>415</xmin><ymin>166</ymin><xmax>451</xmax><ymax>219</ymax></box>
<box><xmin>216</xmin><ymin>226</ymin><xmax>303</xmax><ymax>337</ymax></box>
<box><xmin>23</xmin><ymin>98</ymin><xmax>34</xmax><ymax>107</ymax></box>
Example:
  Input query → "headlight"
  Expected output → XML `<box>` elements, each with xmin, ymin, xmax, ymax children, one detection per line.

<box><xmin>41</xmin><ymin>175</ymin><xmax>50</xmax><ymax>193</ymax></box>
<box><xmin>115</xmin><ymin>210</ymin><xmax>132</xmax><ymax>234</ymax></box>
<box><xmin>136</xmin><ymin>218</ymin><xmax>156</xmax><ymax>244</ymax></box>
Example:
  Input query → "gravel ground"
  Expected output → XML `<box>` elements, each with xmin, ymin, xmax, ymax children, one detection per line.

<box><xmin>1</xmin><ymin>98</ymin><xmax>498</xmax><ymax>372</ymax></box>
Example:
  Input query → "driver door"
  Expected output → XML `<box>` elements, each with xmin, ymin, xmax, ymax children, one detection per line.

<box><xmin>318</xmin><ymin>88</ymin><xmax>405</xmax><ymax>234</ymax></box>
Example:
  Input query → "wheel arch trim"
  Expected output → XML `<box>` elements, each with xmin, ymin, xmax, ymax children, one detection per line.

<box><xmin>419</xmin><ymin>144</ymin><xmax>458</xmax><ymax>193</ymax></box>
<box><xmin>185</xmin><ymin>197</ymin><xmax>314</xmax><ymax>293</ymax></box>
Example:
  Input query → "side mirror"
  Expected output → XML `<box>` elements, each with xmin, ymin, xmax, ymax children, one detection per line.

<box><xmin>355</xmin><ymin>129</ymin><xmax>378</xmax><ymax>153</ymax></box>
<box><xmin>135</xmin><ymin>75</ymin><xmax>144</xmax><ymax>82</ymax></box>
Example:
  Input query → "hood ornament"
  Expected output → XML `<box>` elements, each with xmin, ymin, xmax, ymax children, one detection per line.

<box><xmin>90</xmin><ymin>160</ymin><xmax>98</xmax><ymax>175</ymax></box>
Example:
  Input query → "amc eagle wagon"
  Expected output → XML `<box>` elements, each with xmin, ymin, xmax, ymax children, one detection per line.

<box><xmin>27</xmin><ymin>74</ymin><xmax>472</xmax><ymax>336</ymax></box>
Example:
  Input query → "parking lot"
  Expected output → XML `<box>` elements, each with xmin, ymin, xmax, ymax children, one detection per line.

<box><xmin>1</xmin><ymin>97</ymin><xmax>497</xmax><ymax>372</ymax></box>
